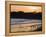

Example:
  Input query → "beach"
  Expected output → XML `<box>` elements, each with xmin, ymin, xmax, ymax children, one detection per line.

<box><xmin>11</xmin><ymin>19</ymin><xmax>42</xmax><ymax>32</ymax></box>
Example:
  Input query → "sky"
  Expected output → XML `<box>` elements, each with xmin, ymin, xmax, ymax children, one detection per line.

<box><xmin>11</xmin><ymin>5</ymin><xmax>42</xmax><ymax>13</ymax></box>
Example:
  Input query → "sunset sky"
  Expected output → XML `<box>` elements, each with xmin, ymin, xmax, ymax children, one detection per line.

<box><xmin>11</xmin><ymin>5</ymin><xmax>42</xmax><ymax>13</ymax></box>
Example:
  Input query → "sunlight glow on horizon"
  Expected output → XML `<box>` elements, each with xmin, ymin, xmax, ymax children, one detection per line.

<box><xmin>11</xmin><ymin>5</ymin><xmax>42</xmax><ymax>13</ymax></box>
